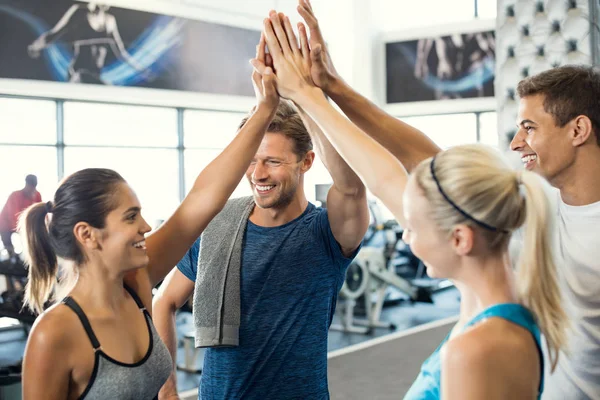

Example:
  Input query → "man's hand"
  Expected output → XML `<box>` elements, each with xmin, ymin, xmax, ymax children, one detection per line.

<box><xmin>297</xmin><ymin>0</ymin><xmax>340</xmax><ymax>91</ymax></box>
<box><xmin>256</xmin><ymin>11</ymin><xmax>321</xmax><ymax>102</ymax></box>
<box><xmin>252</xmin><ymin>33</ymin><xmax>279</xmax><ymax>111</ymax></box>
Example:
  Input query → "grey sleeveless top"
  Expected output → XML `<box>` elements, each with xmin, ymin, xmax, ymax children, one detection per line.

<box><xmin>62</xmin><ymin>285</ymin><xmax>172</xmax><ymax>400</ymax></box>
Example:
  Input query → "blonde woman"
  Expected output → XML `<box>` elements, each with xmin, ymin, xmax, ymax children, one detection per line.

<box><xmin>257</xmin><ymin>7</ymin><xmax>568</xmax><ymax>399</ymax></box>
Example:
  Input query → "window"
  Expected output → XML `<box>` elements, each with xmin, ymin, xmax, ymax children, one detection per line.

<box><xmin>63</xmin><ymin>102</ymin><xmax>178</xmax><ymax>147</ymax></box>
<box><xmin>374</xmin><ymin>0</ymin><xmax>476</xmax><ymax>31</ymax></box>
<box><xmin>478</xmin><ymin>112</ymin><xmax>499</xmax><ymax>147</ymax></box>
<box><xmin>184</xmin><ymin>149</ymin><xmax>251</xmax><ymax>199</ymax></box>
<box><xmin>0</xmin><ymin>98</ymin><xmax>56</xmax><ymax>145</ymax></box>
<box><xmin>184</xmin><ymin>110</ymin><xmax>246</xmax><ymax>149</ymax></box>
<box><xmin>400</xmin><ymin>113</ymin><xmax>477</xmax><ymax>150</ymax></box>
<box><xmin>63</xmin><ymin>147</ymin><xmax>179</xmax><ymax>227</ymax></box>
<box><xmin>304</xmin><ymin>155</ymin><xmax>332</xmax><ymax>204</ymax></box>
<box><xmin>0</xmin><ymin>146</ymin><xmax>58</xmax><ymax>206</ymax></box>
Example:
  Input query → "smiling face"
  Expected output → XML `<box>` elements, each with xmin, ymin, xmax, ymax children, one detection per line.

<box><xmin>401</xmin><ymin>176</ymin><xmax>458</xmax><ymax>279</ymax></box>
<box><xmin>245</xmin><ymin>132</ymin><xmax>312</xmax><ymax>210</ymax></box>
<box><xmin>511</xmin><ymin>94</ymin><xmax>576</xmax><ymax>185</ymax></box>
<box><xmin>94</xmin><ymin>183</ymin><xmax>151</xmax><ymax>272</ymax></box>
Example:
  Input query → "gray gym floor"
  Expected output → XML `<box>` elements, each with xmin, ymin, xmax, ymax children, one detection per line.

<box><xmin>0</xmin><ymin>286</ymin><xmax>459</xmax><ymax>396</ymax></box>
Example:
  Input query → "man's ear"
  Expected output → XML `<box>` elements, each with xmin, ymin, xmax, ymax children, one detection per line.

<box><xmin>451</xmin><ymin>224</ymin><xmax>474</xmax><ymax>256</ymax></box>
<box><xmin>300</xmin><ymin>150</ymin><xmax>315</xmax><ymax>173</ymax></box>
<box><xmin>571</xmin><ymin>115</ymin><xmax>594</xmax><ymax>147</ymax></box>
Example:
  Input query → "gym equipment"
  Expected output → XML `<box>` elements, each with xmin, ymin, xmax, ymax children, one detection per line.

<box><xmin>0</xmin><ymin>360</ymin><xmax>22</xmax><ymax>399</ymax></box>
<box><xmin>0</xmin><ymin>257</ymin><xmax>36</xmax><ymax>332</ymax></box>
<box><xmin>331</xmin><ymin>200</ymin><xmax>451</xmax><ymax>335</ymax></box>
<box><xmin>178</xmin><ymin>332</ymin><xmax>202</xmax><ymax>374</ymax></box>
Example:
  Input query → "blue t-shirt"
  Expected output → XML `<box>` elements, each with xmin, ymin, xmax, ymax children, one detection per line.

<box><xmin>178</xmin><ymin>203</ymin><xmax>357</xmax><ymax>400</ymax></box>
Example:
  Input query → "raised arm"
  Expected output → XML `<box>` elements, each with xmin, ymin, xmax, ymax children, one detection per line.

<box><xmin>296</xmin><ymin>0</ymin><xmax>440</xmax><ymax>172</ymax></box>
<box><xmin>259</xmin><ymin>13</ymin><xmax>408</xmax><ymax>226</ymax></box>
<box><xmin>144</xmin><ymin>34</ymin><xmax>279</xmax><ymax>286</ymax></box>
<box><xmin>276</xmin><ymin>18</ymin><xmax>368</xmax><ymax>255</ymax></box>
<box><xmin>28</xmin><ymin>5</ymin><xmax>81</xmax><ymax>57</ymax></box>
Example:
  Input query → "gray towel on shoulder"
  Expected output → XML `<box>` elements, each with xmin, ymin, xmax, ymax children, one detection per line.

<box><xmin>193</xmin><ymin>196</ymin><xmax>255</xmax><ymax>348</ymax></box>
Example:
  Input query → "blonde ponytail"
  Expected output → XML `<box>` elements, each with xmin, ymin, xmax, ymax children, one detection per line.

<box><xmin>516</xmin><ymin>170</ymin><xmax>568</xmax><ymax>372</ymax></box>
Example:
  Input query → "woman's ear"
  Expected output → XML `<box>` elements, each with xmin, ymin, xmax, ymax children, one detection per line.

<box><xmin>451</xmin><ymin>224</ymin><xmax>474</xmax><ymax>256</ymax></box>
<box><xmin>73</xmin><ymin>222</ymin><xmax>100</xmax><ymax>251</ymax></box>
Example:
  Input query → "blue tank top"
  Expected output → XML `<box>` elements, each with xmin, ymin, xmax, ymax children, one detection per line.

<box><xmin>404</xmin><ymin>303</ymin><xmax>544</xmax><ymax>400</ymax></box>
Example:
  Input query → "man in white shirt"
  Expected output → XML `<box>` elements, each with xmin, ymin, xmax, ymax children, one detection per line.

<box><xmin>510</xmin><ymin>65</ymin><xmax>600</xmax><ymax>400</ymax></box>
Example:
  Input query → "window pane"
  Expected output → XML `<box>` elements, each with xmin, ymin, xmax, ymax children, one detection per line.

<box><xmin>63</xmin><ymin>147</ymin><xmax>179</xmax><ymax>227</ymax></box>
<box><xmin>304</xmin><ymin>155</ymin><xmax>332</xmax><ymax>205</ymax></box>
<box><xmin>0</xmin><ymin>146</ymin><xmax>57</xmax><ymax>206</ymax></box>
<box><xmin>63</xmin><ymin>103</ymin><xmax>178</xmax><ymax>147</ymax></box>
<box><xmin>479</xmin><ymin>112</ymin><xmax>499</xmax><ymax>147</ymax></box>
<box><xmin>184</xmin><ymin>110</ymin><xmax>246</xmax><ymax>149</ymax></box>
<box><xmin>477</xmin><ymin>0</ymin><xmax>497</xmax><ymax>19</ymax></box>
<box><xmin>374</xmin><ymin>0</ymin><xmax>474</xmax><ymax>31</ymax></box>
<box><xmin>400</xmin><ymin>113</ymin><xmax>477</xmax><ymax>150</ymax></box>
<box><xmin>0</xmin><ymin>98</ymin><xmax>56</xmax><ymax>144</ymax></box>
<box><xmin>184</xmin><ymin>149</ymin><xmax>251</xmax><ymax>199</ymax></box>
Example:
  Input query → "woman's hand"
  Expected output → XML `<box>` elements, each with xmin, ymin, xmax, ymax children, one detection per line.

<box><xmin>252</xmin><ymin>32</ymin><xmax>279</xmax><ymax>113</ymax></box>
<box><xmin>252</xmin><ymin>11</ymin><xmax>322</xmax><ymax>102</ymax></box>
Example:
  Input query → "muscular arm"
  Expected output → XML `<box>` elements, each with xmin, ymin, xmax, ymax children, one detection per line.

<box><xmin>144</xmin><ymin>106</ymin><xmax>275</xmax><ymax>286</ymax></box>
<box><xmin>144</xmin><ymin>38</ymin><xmax>278</xmax><ymax>287</ymax></box>
<box><xmin>325</xmin><ymin>79</ymin><xmax>441</xmax><ymax>172</ymax></box>
<box><xmin>297</xmin><ymin>109</ymin><xmax>368</xmax><ymax>255</ymax></box>
<box><xmin>294</xmin><ymin>91</ymin><xmax>409</xmax><ymax>227</ymax></box>
<box><xmin>153</xmin><ymin>269</ymin><xmax>196</xmax><ymax>399</ymax></box>
<box><xmin>296</xmin><ymin>0</ymin><xmax>441</xmax><ymax>172</ymax></box>
<box><xmin>262</xmin><ymin>13</ymin><xmax>408</xmax><ymax>226</ymax></box>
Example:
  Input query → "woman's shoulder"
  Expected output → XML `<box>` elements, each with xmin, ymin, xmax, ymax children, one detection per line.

<box><xmin>27</xmin><ymin>302</ymin><xmax>82</xmax><ymax>351</ymax></box>
<box><xmin>443</xmin><ymin>317</ymin><xmax>538</xmax><ymax>372</ymax></box>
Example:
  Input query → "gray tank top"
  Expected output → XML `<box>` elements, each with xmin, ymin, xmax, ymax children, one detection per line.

<box><xmin>62</xmin><ymin>286</ymin><xmax>173</xmax><ymax>400</ymax></box>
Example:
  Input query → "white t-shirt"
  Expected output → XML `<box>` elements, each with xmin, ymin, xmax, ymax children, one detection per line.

<box><xmin>511</xmin><ymin>185</ymin><xmax>600</xmax><ymax>400</ymax></box>
<box><xmin>528</xmin><ymin>189</ymin><xmax>600</xmax><ymax>400</ymax></box>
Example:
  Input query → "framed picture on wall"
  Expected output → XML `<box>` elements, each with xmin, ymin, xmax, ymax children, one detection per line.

<box><xmin>0</xmin><ymin>0</ymin><xmax>262</xmax><ymax>109</ymax></box>
<box><xmin>381</xmin><ymin>19</ymin><xmax>496</xmax><ymax>116</ymax></box>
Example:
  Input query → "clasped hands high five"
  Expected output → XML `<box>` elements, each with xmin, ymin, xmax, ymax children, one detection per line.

<box><xmin>250</xmin><ymin>0</ymin><xmax>339</xmax><ymax>108</ymax></box>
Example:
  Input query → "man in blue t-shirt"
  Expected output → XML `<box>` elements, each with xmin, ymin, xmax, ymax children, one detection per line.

<box><xmin>153</xmin><ymin>99</ymin><xmax>369</xmax><ymax>399</ymax></box>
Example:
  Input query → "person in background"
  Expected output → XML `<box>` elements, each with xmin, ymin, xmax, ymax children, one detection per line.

<box><xmin>0</xmin><ymin>175</ymin><xmax>41</xmax><ymax>257</ymax></box>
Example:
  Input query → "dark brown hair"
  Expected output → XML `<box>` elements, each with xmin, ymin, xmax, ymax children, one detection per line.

<box><xmin>517</xmin><ymin>65</ymin><xmax>600</xmax><ymax>145</ymax></box>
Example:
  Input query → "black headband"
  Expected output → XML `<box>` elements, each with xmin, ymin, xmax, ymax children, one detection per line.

<box><xmin>430</xmin><ymin>155</ymin><xmax>508</xmax><ymax>233</ymax></box>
